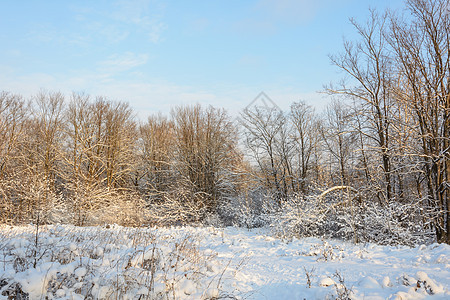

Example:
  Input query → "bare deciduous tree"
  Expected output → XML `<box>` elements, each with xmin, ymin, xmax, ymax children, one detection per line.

<box><xmin>290</xmin><ymin>101</ymin><xmax>320</xmax><ymax>193</ymax></box>
<box><xmin>0</xmin><ymin>92</ymin><xmax>28</xmax><ymax>223</ymax></box>
<box><xmin>137</xmin><ymin>114</ymin><xmax>176</xmax><ymax>200</ymax></box>
<box><xmin>240</xmin><ymin>106</ymin><xmax>287</xmax><ymax>203</ymax></box>
<box><xmin>64</xmin><ymin>94</ymin><xmax>138</xmax><ymax>225</ymax></box>
<box><xmin>390</xmin><ymin>0</ymin><xmax>450</xmax><ymax>242</ymax></box>
<box><xmin>327</xmin><ymin>10</ymin><xmax>395</xmax><ymax>202</ymax></box>
<box><xmin>172</xmin><ymin>104</ymin><xmax>239</xmax><ymax>214</ymax></box>
<box><xmin>0</xmin><ymin>92</ymin><xmax>27</xmax><ymax>178</ymax></box>
<box><xmin>320</xmin><ymin>100</ymin><xmax>355</xmax><ymax>188</ymax></box>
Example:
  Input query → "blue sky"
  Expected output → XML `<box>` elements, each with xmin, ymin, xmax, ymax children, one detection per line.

<box><xmin>0</xmin><ymin>0</ymin><xmax>404</xmax><ymax>118</ymax></box>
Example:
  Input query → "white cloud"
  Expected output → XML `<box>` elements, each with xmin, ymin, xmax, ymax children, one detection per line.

<box><xmin>110</xmin><ymin>0</ymin><xmax>167</xmax><ymax>43</ymax></box>
<box><xmin>147</xmin><ymin>21</ymin><xmax>166</xmax><ymax>43</ymax></box>
<box><xmin>26</xmin><ymin>24</ymin><xmax>59</xmax><ymax>43</ymax></box>
<box><xmin>98</xmin><ymin>25</ymin><xmax>130</xmax><ymax>43</ymax></box>
<box><xmin>99</xmin><ymin>52</ymin><xmax>149</xmax><ymax>73</ymax></box>
<box><xmin>0</xmin><ymin>64</ymin><xmax>330</xmax><ymax>121</ymax></box>
<box><xmin>67</xmin><ymin>0</ymin><xmax>166</xmax><ymax>45</ymax></box>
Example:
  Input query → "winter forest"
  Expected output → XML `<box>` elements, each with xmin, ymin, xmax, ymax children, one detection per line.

<box><xmin>2</xmin><ymin>0</ymin><xmax>449</xmax><ymax>245</ymax></box>
<box><xmin>0</xmin><ymin>0</ymin><xmax>449</xmax><ymax>299</ymax></box>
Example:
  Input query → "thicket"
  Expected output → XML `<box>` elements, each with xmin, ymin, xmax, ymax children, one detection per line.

<box><xmin>0</xmin><ymin>0</ymin><xmax>448</xmax><ymax>245</ymax></box>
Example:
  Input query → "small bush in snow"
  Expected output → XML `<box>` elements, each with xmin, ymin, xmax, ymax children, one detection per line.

<box><xmin>267</xmin><ymin>191</ymin><xmax>435</xmax><ymax>246</ymax></box>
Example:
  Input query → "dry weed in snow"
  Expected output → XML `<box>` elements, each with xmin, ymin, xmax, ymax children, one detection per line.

<box><xmin>0</xmin><ymin>225</ymin><xmax>449</xmax><ymax>299</ymax></box>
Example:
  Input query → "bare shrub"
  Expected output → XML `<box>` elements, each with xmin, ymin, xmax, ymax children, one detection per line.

<box><xmin>270</xmin><ymin>189</ymin><xmax>434</xmax><ymax>246</ymax></box>
<box><xmin>147</xmin><ymin>190</ymin><xmax>208</xmax><ymax>226</ymax></box>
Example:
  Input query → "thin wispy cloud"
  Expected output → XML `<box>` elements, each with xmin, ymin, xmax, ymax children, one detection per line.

<box><xmin>147</xmin><ymin>21</ymin><xmax>167</xmax><ymax>43</ymax></box>
<box><xmin>64</xmin><ymin>0</ymin><xmax>167</xmax><ymax>46</ymax></box>
<box><xmin>0</xmin><ymin>60</ymin><xmax>330</xmax><ymax>120</ymax></box>
<box><xmin>110</xmin><ymin>0</ymin><xmax>167</xmax><ymax>43</ymax></box>
<box><xmin>26</xmin><ymin>24</ymin><xmax>59</xmax><ymax>43</ymax></box>
<box><xmin>99</xmin><ymin>52</ymin><xmax>149</xmax><ymax>73</ymax></box>
<box><xmin>97</xmin><ymin>24</ymin><xmax>130</xmax><ymax>44</ymax></box>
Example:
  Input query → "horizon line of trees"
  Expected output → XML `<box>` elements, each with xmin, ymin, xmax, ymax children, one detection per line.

<box><xmin>0</xmin><ymin>0</ymin><xmax>448</xmax><ymax>243</ymax></box>
<box><xmin>0</xmin><ymin>91</ymin><xmax>245</xmax><ymax>226</ymax></box>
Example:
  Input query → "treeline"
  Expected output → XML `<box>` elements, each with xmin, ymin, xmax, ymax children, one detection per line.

<box><xmin>0</xmin><ymin>0</ymin><xmax>448</xmax><ymax>243</ymax></box>
<box><xmin>0</xmin><ymin>92</ymin><xmax>244</xmax><ymax>226</ymax></box>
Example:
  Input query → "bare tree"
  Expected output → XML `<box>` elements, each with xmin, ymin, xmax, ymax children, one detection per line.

<box><xmin>172</xmin><ymin>104</ymin><xmax>239</xmax><ymax>214</ymax></box>
<box><xmin>320</xmin><ymin>99</ymin><xmax>355</xmax><ymax>187</ymax></box>
<box><xmin>0</xmin><ymin>92</ymin><xmax>28</xmax><ymax>223</ymax></box>
<box><xmin>327</xmin><ymin>10</ymin><xmax>395</xmax><ymax>202</ymax></box>
<box><xmin>273</xmin><ymin>111</ymin><xmax>296</xmax><ymax>197</ymax></box>
<box><xmin>137</xmin><ymin>114</ymin><xmax>176</xmax><ymax>200</ymax></box>
<box><xmin>240</xmin><ymin>106</ymin><xmax>287</xmax><ymax>203</ymax></box>
<box><xmin>103</xmin><ymin>100</ymin><xmax>137</xmax><ymax>189</ymax></box>
<box><xmin>0</xmin><ymin>92</ymin><xmax>27</xmax><ymax>178</ymax></box>
<box><xmin>290</xmin><ymin>101</ymin><xmax>320</xmax><ymax>193</ymax></box>
<box><xmin>63</xmin><ymin>93</ymin><xmax>138</xmax><ymax>225</ymax></box>
<box><xmin>30</xmin><ymin>91</ymin><xmax>65</xmax><ymax>190</ymax></box>
<box><xmin>390</xmin><ymin>0</ymin><xmax>450</xmax><ymax>242</ymax></box>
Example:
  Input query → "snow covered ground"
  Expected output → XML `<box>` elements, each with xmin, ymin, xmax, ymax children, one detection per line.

<box><xmin>0</xmin><ymin>224</ymin><xmax>449</xmax><ymax>299</ymax></box>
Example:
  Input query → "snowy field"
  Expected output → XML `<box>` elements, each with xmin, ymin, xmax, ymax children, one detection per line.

<box><xmin>0</xmin><ymin>225</ymin><xmax>449</xmax><ymax>299</ymax></box>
